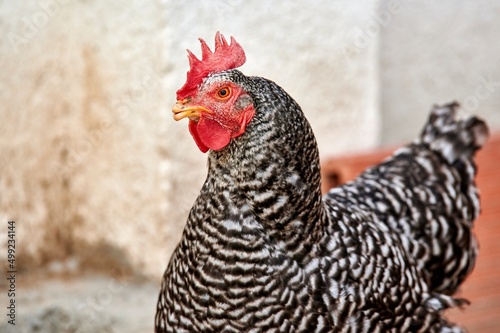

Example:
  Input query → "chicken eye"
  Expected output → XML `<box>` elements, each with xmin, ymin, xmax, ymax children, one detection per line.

<box><xmin>216</xmin><ymin>86</ymin><xmax>232</xmax><ymax>100</ymax></box>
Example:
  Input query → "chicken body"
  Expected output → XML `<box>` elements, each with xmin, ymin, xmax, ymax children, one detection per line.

<box><xmin>156</xmin><ymin>70</ymin><xmax>488</xmax><ymax>332</ymax></box>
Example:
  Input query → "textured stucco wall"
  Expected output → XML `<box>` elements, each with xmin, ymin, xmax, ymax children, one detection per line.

<box><xmin>0</xmin><ymin>1</ymin><xmax>380</xmax><ymax>278</ymax></box>
<box><xmin>380</xmin><ymin>0</ymin><xmax>500</xmax><ymax>145</ymax></box>
<box><xmin>0</xmin><ymin>0</ymin><xmax>171</xmax><ymax>277</ymax></box>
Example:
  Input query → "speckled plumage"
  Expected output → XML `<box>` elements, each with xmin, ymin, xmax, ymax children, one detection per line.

<box><xmin>155</xmin><ymin>70</ymin><xmax>488</xmax><ymax>333</ymax></box>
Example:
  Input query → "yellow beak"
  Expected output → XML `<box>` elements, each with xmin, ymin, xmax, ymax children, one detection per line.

<box><xmin>172</xmin><ymin>100</ymin><xmax>212</xmax><ymax>121</ymax></box>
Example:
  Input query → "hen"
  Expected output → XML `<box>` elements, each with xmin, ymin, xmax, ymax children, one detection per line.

<box><xmin>155</xmin><ymin>32</ymin><xmax>489</xmax><ymax>333</ymax></box>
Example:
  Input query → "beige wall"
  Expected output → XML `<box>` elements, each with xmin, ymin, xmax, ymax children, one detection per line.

<box><xmin>380</xmin><ymin>0</ymin><xmax>500</xmax><ymax>145</ymax></box>
<box><xmin>1</xmin><ymin>0</ymin><xmax>172</xmax><ymax>277</ymax></box>
<box><xmin>1</xmin><ymin>0</ymin><xmax>498</xmax><ymax>278</ymax></box>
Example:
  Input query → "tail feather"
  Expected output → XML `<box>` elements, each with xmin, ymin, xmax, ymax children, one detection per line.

<box><xmin>420</xmin><ymin>102</ymin><xmax>489</xmax><ymax>164</ymax></box>
<box><xmin>416</xmin><ymin>102</ymin><xmax>488</xmax><ymax>293</ymax></box>
<box><xmin>330</xmin><ymin>102</ymin><xmax>489</xmax><ymax>295</ymax></box>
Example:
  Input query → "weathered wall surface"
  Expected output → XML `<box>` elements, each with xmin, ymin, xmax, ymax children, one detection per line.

<box><xmin>0</xmin><ymin>1</ymin><xmax>380</xmax><ymax>278</ymax></box>
<box><xmin>380</xmin><ymin>0</ymin><xmax>500</xmax><ymax>145</ymax></box>
<box><xmin>0</xmin><ymin>0</ymin><xmax>172</xmax><ymax>277</ymax></box>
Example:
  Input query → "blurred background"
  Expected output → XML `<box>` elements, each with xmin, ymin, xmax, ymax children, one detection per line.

<box><xmin>1</xmin><ymin>0</ymin><xmax>499</xmax><ymax>332</ymax></box>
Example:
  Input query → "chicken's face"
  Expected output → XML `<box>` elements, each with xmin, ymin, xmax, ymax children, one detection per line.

<box><xmin>172</xmin><ymin>76</ymin><xmax>255</xmax><ymax>153</ymax></box>
<box><xmin>172</xmin><ymin>32</ymin><xmax>254</xmax><ymax>153</ymax></box>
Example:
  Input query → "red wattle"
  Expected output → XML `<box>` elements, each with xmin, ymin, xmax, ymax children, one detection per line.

<box><xmin>188</xmin><ymin>118</ymin><xmax>232</xmax><ymax>153</ymax></box>
<box><xmin>188</xmin><ymin>120</ymin><xmax>209</xmax><ymax>153</ymax></box>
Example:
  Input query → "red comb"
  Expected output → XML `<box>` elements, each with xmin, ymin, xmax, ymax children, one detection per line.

<box><xmin>176</xmin><ymin>32</ymin><xmax>246</xmax><ymax>100</ymax></box>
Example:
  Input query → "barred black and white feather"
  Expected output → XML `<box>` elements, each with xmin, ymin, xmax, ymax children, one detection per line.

<box><xmin>155</xmin><ymin>70</ymin><xmax>488</xmax><ymax>333</ymax></box>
